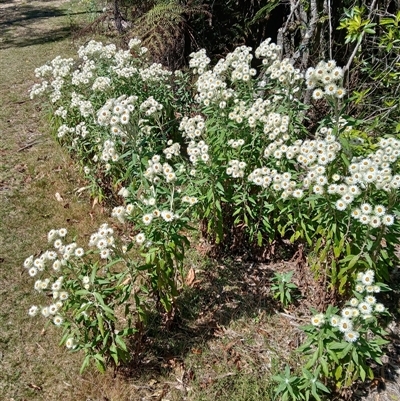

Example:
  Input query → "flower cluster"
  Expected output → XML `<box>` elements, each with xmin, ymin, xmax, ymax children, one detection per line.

<box><xmin>311</xmin><ymin>270</ymin><xmax>386</xmax><ymax>342</ymax></box>
<box><xmin>226</xmin><ymin>160</ymin><xmax>246</xmax><ymax>178</ymax></box>
<box><xmin>143</xmin><ymin>155</ymin><xmax>177</xmax><ymax>183</ymax></box>
<box><xmin>254</xmin><ymin>37</ymin><xmax>281</xmax><ymax>64</ymax></box>
<box><xmin>97</xmin><ymin>95</ymin><xmax>137</xmax><ymax>130</ymax></box>
<box><xmin>139</xmin><ymin>96</ymin><xmax>163</xmax><ymax>116</ymax></box>
<box><xmin>163</xmin><ymin>140</ymin><xmax>181</xmax><ymax>159</ymax></box>
<box><xmin>188</xmin><ymin>48</ymin><xmax>211</xmax><ymax>75</ymax></box>
<box><xmin>306</xmin><ymin>60</ymin><xmax>346</xmax><ymax>100</ymax></box>
<box><xmin>139</xmin><ymin>63</ymin><xmax>172</xmax><ymax>82</ymax></box>
<box><xmin>187</xmin><ymin>140</ymin><xmax>209</xmax><ymax>165</ymax></box>
<box><xmin>179</xmin><ymin>115</ymin><xmax>206</xmax><ymax>139</ymax></box>
<box><xmin>88</xmin><ymin>223</ymin><xmax>115</xmax><ymax>259</ymax></box>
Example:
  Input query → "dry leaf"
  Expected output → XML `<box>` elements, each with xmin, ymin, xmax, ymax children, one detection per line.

<box><xmin>191</xmin><ymin>348</ymin><xmax>202</xmax><ymax>355</ymax></box>
<box><xmin>185</xmin><ymin>267</ymin><xmax>196</xmax><ymax>287</ymax></box>
<box><xmin>28</xmin><ymin>383</ymin><xmax>42</xmax><ymax>391</ymax></box>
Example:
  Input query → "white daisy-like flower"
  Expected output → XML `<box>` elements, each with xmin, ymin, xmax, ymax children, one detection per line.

<box><xmin>142</xmin><ymin>213</ymin><xmax>153</xmax><ymax>226</ymax></box>
<box><xmin>375</xmin><ymin>303</ymin><xmax>385</xmax><ymax>313</ymax></box>
<box><xmin>355</xmin><ymin>283</ymin><xmax>365</xmax><ymax>293</ymax></box>
<box><xmin>341</xmin><ymin>308</ymin><xmax>354</xmax><ymax>318</ymax></box>
<box><xmin>52</xmin><ymin>260</ymin><xmax>61</xmax><ymax>271</ymax></box>
<box><xmin>65</xmin><ymin>338</ymin><xmax>75</xmax><ymax>349</ymax></box>
<box><xmin>52</xmin><ymin>281</ymin><xmax>61</xmax><ymax>291</ymax></box>
<box><xmin>374</xmin><ymin>205</ymin><xmax>386</xmax><ymax>216</ymax></box>
<box><xmin>345</xmin><ymin>296</ymin><xmax>357</xmax><ymax>307</ymax></box>
<box><xmin>100</xmin><ymin>248</ymin><xmax>110</xmax><ymax>259</ymax></box>
<box><xmin>330</xmin><ymin>315</ymin><xmax>340</xmax><ymax>327</ymax></box>
<box><xmin>365</xmin><ymin>295</ymin><xmax>376</xmax><ymax>305</ymax></box>
<box><xmin>365</xmin><ymin>285</ymin><xmax>375</xmax><ymax>293</ymax></box>
<box><xmin>358</xmin><ymin>302</ymin><xmax>372</xmax><ymax>314</ymax></box>
<box><xmin>382</xmin><ymin>214</ymin><xmax>394</xmax><ymax>226</ymax></box>
<box><xmin>59</xmin><ymin>291</ymin><xmax>68</xmax><ymax>300</ymax></box>
<box><xmin>75</xmin><ymin>248</ymin><xmax>84</xmax><ymax>257</ymax></box>
<box><xmin>351</xmin><ymin>208</ymin><xmax>361</xmax><ymax>219</ymax></box>
<box><xmin>359</xmin><ymin>214</ymin><xmax>371</xmax><ymax>225</ymax></box>
<box><xmin>24</xmin><ymin>255</ymin><xmax>34</xmax><ymax>269</ymax></box>
<box><xmin>135</xmin><ymin>233</ymin><xmax>146</xmax><ymax>244</ymax></box>
<box><xmin>370</xmin><ymin>216</ymin><xmax>381</xmax><ymax>228</ymax></box>
<box><xmin>41</xmin><ymin>307</ymin><xmax>50</xmax><ymax>317</ymax></box>
<box><xmin>373</xmin><ymin>285</ymin><xmax>381</xmax><ymax>293</ymax></box>
<box><xmin>311</xmin><ymin>313</ymin><xmax>325</xmax><ymax>327</ymax></box>
<box><xmin>312</xmin><ymin>89</ymin><xmax>324</xmax><ymax>100</ymax></box>
<box><xmin>344</xmin><ymin>330</ymin><xmax>359</xmax><ymax>343</ymax></box>
<box><xmin>49</xmin><ymin>304</ymin><xmax>59</xmax><ymax>315</ymax></box>
<box><xmin>338</xmin><ymin>318</ymin><xmax>353</xmax><ymax>333</ymax></box>
<box><xmin>58</xmin><ymin>228</ymin><xmax>68</xmax><ymax>237</ymax></box>
<box><xmin>335</xmin><ymin>88</ymin><xmax>346</xmax><ymax>99</ymax></box>
<box><xmin>335</xmin><ymin>200</ymin><xmax>347</xmax><ymax>211</ymax></box>
<box><xmin>28</xmin><ymin>305</ymin><xmax>39</xmax><ymax>317</ymax></box>
<box><xmin>360</xmin><ymin>202</ymin><xmax>374</xmax><ymax>215</ymax></box>
<box><xmin>362</xmin><ymin>270</ymin><xmax>374</xmax><ymax>285</ymax></box>
<box><xmin>53</xmin><ymin>315</ymin><xmax>63</xmax><ymax>326</ymax></box>
<box><xmin>161</xmin><ymin>210</ymin><xmax>174</xmax><ymax>222</ymax></box>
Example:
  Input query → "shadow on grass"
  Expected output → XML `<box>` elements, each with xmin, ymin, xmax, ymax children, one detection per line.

<box><xmin>125</xmin><ymin>257</ymin><xmax>284</xmax><ymax>377</ymax></box>
<box><xmin>0</xmin><ymin>2</ymin><xmax>101</xmax><ymax>49</ymax></box>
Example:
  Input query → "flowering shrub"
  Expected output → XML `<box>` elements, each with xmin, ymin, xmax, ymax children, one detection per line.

<box><xmin>28</xmin><ymin>37</ymin><xmax>399</xmax><ymax>383</ymax></box>
<box><xmin>23</xmin><ymin>218</ymin><xmax>193</xmax><ymax>372</ymax></box>
<box><xmin>300</xmin><ymin>270</ymin><xmax>389</xmax><ymax>392</ymax></box>
<box><xmin>274</xmin><ymin>271</ymin><xmax>389</xmax><ymax>399</ymax></box>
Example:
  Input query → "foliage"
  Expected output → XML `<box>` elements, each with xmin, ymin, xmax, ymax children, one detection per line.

<box><xmin>299</xmin><ymin>272</ymin><xmax>390</xmax><ymax>392</ymax></box>
<box><xmin>27</xmin><ymin>35</ymin><xmax>398</xmax><ymax>395</ymax></box>
<box><xmin>270</xmin><ymin>271</ymin><xmax>299</xmax><ymax>307</ymax></box>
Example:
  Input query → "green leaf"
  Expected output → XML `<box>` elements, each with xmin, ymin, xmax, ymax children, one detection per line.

<box><xmin>352</xmin><ymin>347</ymin><xmax>359</xmax><ymax>365</ymax></box>
<box><xmin>97</xmin><ymin>313</ymin><xmax>104</xmax><ymax>337</ymax></box>
<box><xmin>320</xmin><ymin>356</ymin><xmax>329</xmax><ymax>377</ymax></box>
<box><xmin>115</xmin><ymin>335</ymin><xmax>127</xmax><ymax>352</ymax></box>
<box><xmin>337</xmin><ymin>342</ymin><xmax>352</xmax><ymax>359</ymax></box>
<box><xmin>359</xmin><ymin>364</ymin><xmax>366</xmax><ymax>381</ymax></box>
<box><xmin>335</xmin><ymin>365</ymin><xmax>343</xmax><ymax>381</ymax></box>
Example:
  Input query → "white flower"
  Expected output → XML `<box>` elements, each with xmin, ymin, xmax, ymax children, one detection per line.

<box><xmin>58</xmin><ymin>228</ymin><xmax>68</xmax><ymax>237</ymax></box>
<box><xmin>135</xmin><ymin>233</ymin><xmax>146</xmax><ymax>244</ymax></box>
<box><xmin>28</xmin><ymin>305</ymin><xmax>39</xmax><ymax>317</ymax></box>
<box><xmin>59</xmin><ymin>291</ymin><xmax>69</xmax><ymax>300</ymax></box>
<box><xmin>53</xmin><ymin>315</ymin><xmax>63</xmax><ymax>326</ymax></box>
<box><xmin>330</xmin><ymin>315</ymin><xmax>340</xmax><ymax>327</ymax></box>
<box><xmin>142</xmin><ymin>214</ymin><xmax>153</xmax><ymax>226</ymax></box>
<box><xmin>100</xmin><ymin>248</ymin><xmax>110</xmax><ymax>259</ymax></box>
<box><xmin>349</xmin><ymin>298</ymin><xmax>359</xmax><ymax>307</ymax></box>
<box><xmin>65</xmin><ymin>338</ymin><xmax>75</xmax><ymax>349</ymax></box>
<box><xmin>161</xmin><ymin>210</ymin><xmax>174</xmax><ymax>222</ymax></box>
<box><xmin>358</xmin><ymin>302</ymin><xmax>372</xmax><ymax>314</ymax></box>
<box><xmin>382</xmin><ymin>214</ymin><xmax>394</xmax><ymax>226</ymax></box>
<box><xmin>311</xmin><ymin>313</ymin><xmax>325</xmax><ymax>327</ymax></box>
<box><xmin>344</xmin><ymin>330</ymin><xmax>359</xmax><ymax>343</ymax></box>
<box><xmin>338</xmin><ymin>318</ymin><xmax>353</xmax><ymax>333</ymax></box>
<box><xmin>365</xmin><ymin>295</ymin><xmax>376</xmax><ymax>305</ymax></box>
